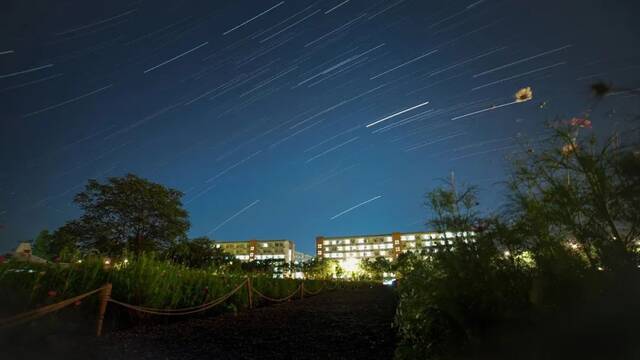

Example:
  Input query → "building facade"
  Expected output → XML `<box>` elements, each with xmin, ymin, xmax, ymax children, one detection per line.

<box><xmin>217</xmin><ymin>239</ymin><xmax>295</xmax><ymax>264</ymax></box>
<box><xmin>315</xmin><ymin>231</ymin><xmax>475</xmax><ymax>261</ymax></box>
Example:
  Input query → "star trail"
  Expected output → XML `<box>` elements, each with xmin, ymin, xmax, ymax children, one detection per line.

<box><xmin>1</xmin><ymin>0</ymin><xmax>639</xmax><ymax>254</ymax></box>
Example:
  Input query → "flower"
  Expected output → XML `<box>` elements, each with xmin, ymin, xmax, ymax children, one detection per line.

<box><xmin>562</xmin><ymin>142</ymin><xmax>578</xmax><ymax>155</ymax></box>
<box><xmin>514</xmin><ymin>87</ymin><xmax>533</xmax><ymax>102</ymax></box>
<box><xmin>568</xmin><ymin>117</ymin><xmax>592</xmax><ymax>128</ymax></box>
<box><xmin>47</xmin><ymin>290</ymin><xmax>57</xmax><ymax>297</ymax></box>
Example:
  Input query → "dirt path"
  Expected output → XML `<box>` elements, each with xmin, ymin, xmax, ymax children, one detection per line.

<box><xmin>99</xmin><ymin>286</ymin><xmax>397</xmax><ymax>360</ymax></box>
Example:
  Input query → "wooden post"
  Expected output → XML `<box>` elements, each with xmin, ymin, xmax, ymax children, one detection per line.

<box><xmin>96</xmin><ymin>283</ymin><xmax>112</xmax><ymax>337</ymax></box>
<box><xmin>300</xmin><ymin>282</ymin><xmax>304</xmax><ymax>300</ymax></box>
<box><xmin>247</xmin><ymin>277</ymin><xmax>253</xmax><ymax>309</ymax></box>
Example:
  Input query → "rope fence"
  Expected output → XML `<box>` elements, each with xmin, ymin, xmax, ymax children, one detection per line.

<box><xmin>0</xmin><ymin>277</ymin><xmax>339</xmax><ymax>336</ymax></box>
<box><xmin>252</xmin><ymin>284</ymin><xmax>301</xmax><ymax>302</ymax></box>
<box><xmin>107</xmin><ymin>279</ymin><xmax>248</xmax><ymax>316</ymax></box>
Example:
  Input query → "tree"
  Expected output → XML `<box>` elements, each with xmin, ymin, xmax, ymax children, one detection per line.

<box><xmin>31</xmin><ymin>230</ymin><xmax>53</xmax><ymax>259</ymax></box>
<box><xmin>70</xmin><ymin>174</ymin><xmax>189</xmax><ymax>256</ymax></box>
<box><xmin>164</xmin><ymin>237</ymin><xmax>233</xmax><ymax>269</ymax></box>
<box><xmin>361</xmin><ymin>256</ymin><xmax>392</xmax><ymax>280</ymax></box>
<box><xmin>32</xmin><ymin>227</ymin><xmax>80</xmax><ymax>261</ymax></box>
<box><xmin>302</xmin><ymin>258</ymin><xmax>340</xmax><ymax>279</ymax></box>
<box><xmin>510</xmin><ymin>126</ymin><xmax>640</xmax><ymax>272</ymax></box>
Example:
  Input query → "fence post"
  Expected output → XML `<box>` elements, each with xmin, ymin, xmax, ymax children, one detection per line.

<box><xmin>300</xmin><ymin>282</ymin><xmax>304</xmax><ymax>300</ymax></box>
<box><xmin>247</xmin><ymin>277</ymin><xmax>253</xmax><ymax>309</ymax></box>
<box><xmin>96</xmin><ymin>283</ymin><xmax>112</xmax><ymax>337</ymax></box>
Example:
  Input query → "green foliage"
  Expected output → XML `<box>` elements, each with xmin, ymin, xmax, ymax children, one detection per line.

<box><xmin>395</xmin><ymin>123</ymin><xmax>640</xmax><ymax>359</ymax></box>
<box><xmin>360</xmin><ymin>256</ymin><xmax>393</xmax><ymax>280</ymax></box>
<box><xmin>67</xmin><ymin>173</ymin><xmax>190</xmax><ymax>257</ymax></box>
<box><xmin>163</xmin><ymin>237</ymin><xmax>234</xmax><ymax>269</ymax></box>
<box><xmin>0</xmin><ymin>254</ymin><xmax>341</xmax><ymax>316</ymax></box>
<box><xmin>301</xmin><ymin>258</ymin><xmax>341</xmax><ymax>279</ymax></box>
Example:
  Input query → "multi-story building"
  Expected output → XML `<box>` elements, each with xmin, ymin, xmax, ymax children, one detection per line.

<box><xmin>315</xmin><ymin>231</ymin><xmax>475</xmax><ymax>261</ymax></box>
<box><xmin>216</xmin><ymin>239</ymin><xmax>295</xmax><ymax>264</ymax></box>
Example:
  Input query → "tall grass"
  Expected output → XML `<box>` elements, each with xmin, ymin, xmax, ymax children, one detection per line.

<box><xmin>0</xmin><ymin>254</ymin><xmax>354</xmax><ymax>317</ymax></box>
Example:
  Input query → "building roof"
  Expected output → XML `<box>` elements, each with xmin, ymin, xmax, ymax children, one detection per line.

<box><xmin>215</xmin><ymin>239</ymin><xmax>293</xmax><ymax>244</ymax></box>
<box><xmin>317</xmin><ymin>231</ymin><xmax>440</xmax><ymax>240</ymax></box>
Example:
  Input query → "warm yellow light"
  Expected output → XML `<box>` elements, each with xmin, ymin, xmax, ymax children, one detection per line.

<box><xmin>503</xmin><ymin>250</ymin><xmax>511</xmax><ymax>257</ymax></box>
<box><xmin>104</xmin><ymin>259</ymin><xmax>111</xmax><ymax>265</ymax></box>
<box><xmin>340</xmin><ymin>258</ymin><xmax>360</xmax><ymax>273</ymax></box>
<box><xmin>570</xmin><ymin>243</ymin><xmax>578</xmax><ymax>250</ymax></box>
<box><xmin>123</xmin><ymin>258</ymin><xmax>129</xmax><ymax>263</ymax></box>
<box><xmin>76</xmin><ymin>259</ymin><xmax>83</xmax><ymax>264</ymax></box>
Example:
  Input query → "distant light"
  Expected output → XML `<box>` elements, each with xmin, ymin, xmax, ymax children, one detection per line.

<box><xmin>339</xmin><ymin>258</ymin><xmax>360</xmax><ymax>273</ymax></box>
<box><xmin>503</xmin><ymin>250</ymin><xmax>511</xmax><ymax>257</ymax></box>
<box><xmin>104</xmin><ymin>259</ymin><xmax>111</xmax><ymax>265</ymax></box>
<box><xmin>597</xmin><ymin>266</ymin><xmax>604</xmax><ymax>271</ymax></box>
<box><xmin>570</xmin><ymin>243</ymin><xmax>578</xmax><ymax>250</ymax></box>
<box><xmin>123</xmin><ymin>258</ymin><xmax>129</xmax><ymax>263</ymax></box>
<box><xmin>76</xmin><ymin>259</ymin><xmax>83</xmax><ymax>264</ymax></box>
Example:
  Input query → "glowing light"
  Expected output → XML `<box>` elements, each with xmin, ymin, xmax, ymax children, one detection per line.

<box><xmin>76</xmin><ymin>259</ymin><xmax>83</xmax><ymax>264</ymax></box>
<box><xmin>503</xmin><ymin>250</ymin><xmax>511</xmax><ymax>257</ymax></box>
<box><xmin>339</xmin><ymin>257</ymin><xmax>360</xmax><ymax>273</ymax></box>
<box><xmin>104</xmin><ymin>259</ymin><xmax>111</xmax><ymax>265</ymax></box>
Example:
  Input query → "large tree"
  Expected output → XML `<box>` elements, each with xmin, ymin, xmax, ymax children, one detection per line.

<box><xmin>71</xmin><ymin>173</ymin><xmax>189</xmax><ymax>256</ymax></box>
<box><xmin>164</xmin><ymin>237</ymin><xmax>233</xmax><ymax>269</ymax></box>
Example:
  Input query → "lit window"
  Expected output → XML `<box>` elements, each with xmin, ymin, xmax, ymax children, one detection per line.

<box><xmin>343</xmin><ymin>239</ymin><xmax>351</xmax><ymax>244</ymax></box>
<box><xmin>323</xmin><ymin>240</ymin><xmax>330</xmax><ymax>245</ymax></box>
<box><xmin>385</xmin><ymin>236</ymin><xmax>392</xmax><ymax>242</ymax></box>
<box><xmin>262</xmin><ymin>243</ymin><xmax>269</xmax><ymax>248</ymax></box>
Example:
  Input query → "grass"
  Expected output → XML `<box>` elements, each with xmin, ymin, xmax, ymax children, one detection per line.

<box><xmin>0</xmin><ymin>255</ymin><xmax>367</xmax><ymax>318</ymax></box>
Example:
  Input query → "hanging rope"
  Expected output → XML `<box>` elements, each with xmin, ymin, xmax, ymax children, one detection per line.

<box><xmin>303</xmin><ymin>284</ymin><xmax>325</xmax><ymax>296</ymax></box>
<box><xmin>121</xmin><ymin>279</ymin><xmax>249</xmax><ymax>313</ymax></box>
<box><xmin>107</xmin><ymin>279</ymin><xmax>248</xmax><ymax>316</ymax></box>
<box><xmin>0</xmin><ymin>286</ymin><xmax>108</xmax><ymax>329</ymax></box>
<box><xmin>252</xmin><ymin>285</ymin><xmax>301</xmax><ymax>302</ymax></box>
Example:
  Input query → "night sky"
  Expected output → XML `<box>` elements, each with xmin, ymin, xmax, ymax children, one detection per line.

<box><xmin>1</xmin><ymin>0</ymin><xmax>639</xmax><ymax>254</ymax></box>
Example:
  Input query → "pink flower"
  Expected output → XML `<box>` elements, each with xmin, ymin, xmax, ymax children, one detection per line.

<box><xmin>569</xmin><ymin>117</ymin><xmax>592</xmax><ymax>128</ymax></box>
<box><xmin>47</xmin><ymin>290</ymin><xmax>57</xmax><ymax>297</ymax></box>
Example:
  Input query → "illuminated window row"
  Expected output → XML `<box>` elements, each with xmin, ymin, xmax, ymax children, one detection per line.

<box><xmin>327</xmin><ymin>244</ymin><xmax>394</xmax><ymax>251</ymax></box>
<box><xmin>322</xmin><ymin>236</ymin><xmax>393</xmax><ymax>246</ymax></box>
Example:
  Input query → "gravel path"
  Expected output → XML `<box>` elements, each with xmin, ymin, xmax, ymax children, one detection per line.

<box><xmin>98</xmin><ymin>286</ymin><xmax>398</xmax><ymax>360</ymax></box>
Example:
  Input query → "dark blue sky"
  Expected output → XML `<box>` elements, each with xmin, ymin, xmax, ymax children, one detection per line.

<box><xmin>1</xmin><ymin>0</ymin><xmax>639</xmax><ymax>254</ymax></box>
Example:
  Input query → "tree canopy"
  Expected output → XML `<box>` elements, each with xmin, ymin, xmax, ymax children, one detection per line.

<box><xmin>67</xmin><ymin>173</ymin><xmax>190</xmax><ymax>256</ymax></box>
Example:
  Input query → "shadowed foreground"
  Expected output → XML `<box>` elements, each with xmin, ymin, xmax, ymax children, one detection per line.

<box><xmin>99</xmin><ymin>286</ymin><xmax>397</xmax><ymax>360</ymax></box>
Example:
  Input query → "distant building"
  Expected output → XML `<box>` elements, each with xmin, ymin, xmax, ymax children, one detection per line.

<box><xmin>10</xmin><ymin>242</ymin><xmax>48</xmax><ymax>264</ymax></box>
<box><xmin>216</xmin><ymin>239</ymin><xmax>295</xmax><ymax>264</ymax></box>
<box><xmin>316</xmin><ymin>231</ymin><xmax>476</xmax><ymax>261</ymax></box>
<box><xmin>294</xmin><ymin>251</ymin><xmax>314</xmax><ymax>264</ymax></box>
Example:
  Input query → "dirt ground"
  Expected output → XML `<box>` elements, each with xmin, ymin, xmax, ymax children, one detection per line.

<box><xmin>95</xmin><ymin>286</ymin><xmax>398</xmax><ymax>360</ymax></box>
